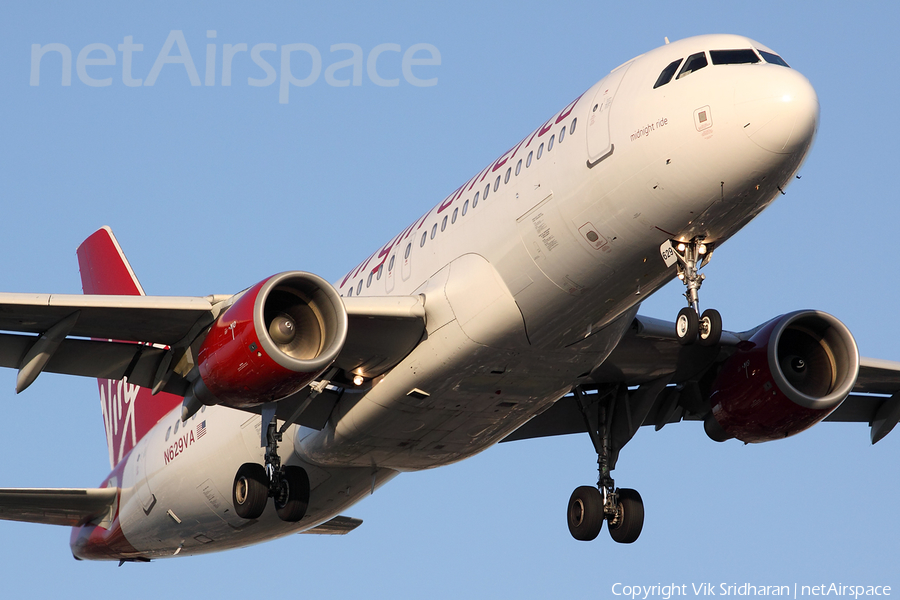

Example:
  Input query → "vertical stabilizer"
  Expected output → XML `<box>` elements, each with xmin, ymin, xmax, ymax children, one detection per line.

<box><xmin>77</xmin><ymin>227</ymin><xmax>183</xmax><ymax>468</ymax></box>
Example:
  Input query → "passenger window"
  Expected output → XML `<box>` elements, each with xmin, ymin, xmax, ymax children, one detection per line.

<box><xmin>537</xmin><ymin>143</ymin><xmax>544</xmax><ymax>159</ymax></box>
<box><xmin>559</xmin><ymin>126</ymin><xmax>565</xmax><ymax>143</ymax></box>
<box><xmin>165</xmin><ymin>426</ymin><xmax>171</xmax><ymax>441</ymax></box>
<box><xmin>759</xmin><ymin>50</ymin><xmax>790</xmax><ymax>67</ymax></box>
<box><xmin>348</xmin><ymin>286</ymin><xmax>353</xmax><ymax>297</ymax></box>
<box><xmin>515</xmin><ymin>159</ymin><xmax>522</xmax><ymax>175</ymax></box>
<box><xmin>420</xmin><ymin>232</ymin><xmax>427</xmax><ymax>247</ymax></box>
<box><xmin>367</xmin><ymin>271</ymin><xmax>373</xmax><ymax>287</ymax></box>
<box><xmin>463</xmin><ymin>199</ymin><xmax>469</xmax><ymax>215</ymax></box>
<box><xmin>710</xmin><ymin>49</ymin><xmax>760</xmax><ymax>65</ymax></box>
<box><xmin>570</xmin><ymin>118</ymin><xmax>577</xmax><ymax>134</ymax></box>
<box><xmin>441</xmin><ymin>215</ymin><xmax>448</xmax><ymax>232</ymax></box>
<box><xmin>677</xmin><ymin>52</ymin><xmax>708</xmax><ymax>79</ymax></box>
<box><xmin>404</xmin><ymin>243</ymin><xmax>411</xmax><ymax>259</ymax></box>
<box><xmin>451</xmin><ymin>207</ymin><xmax>458</xmax><ymax>224</ymax></box>
<box><xmin>526</xmin><ymin>151</ymin><xmax>533</xmax><ymax>167</ymax></box>
<box><xmin>493</xmin><ymin>175</ymin><xmax>500</xmax><ymax>192</ymax></box>
<box><xmin>376</xmin><ymin>263</ymin><xmax>383</xmax><ymax>280</ymax></box>
<box><xmin>504</xmin><ymin>167</ymin><xmax>511</xmax><ymax>184</ymax></box>
<box><xmin>548</xmin><ymin>135</ymin><xmax>555</xmax><ymax>151</ymax></box>
<box><xmin>174</xmin><ymin>420</ymin><xmax>179</xmax><ymax>435</ymax></box>
<box><xmin>484</xmin><ymin>183</ymin><xmax>490</xmax><ymax>200</ymax></box>
<box><xmin>653</xmin><ymin>58</ymin><xmax>682</xmax><ymax>88</ymax></box>
<box><xmin>389</xmin><ymin>255</ymin><xmax>396</xmax><ymax>271</ymax></box>
<box><xmin>473</xmin><ymin>191</ymin><xmax>479</xmax><ymax>207</ymax></box>
<box><xmin>431</xmin><ymin>223</ymin><xmax>437</xmax><ymax>239</ymax></box>
<box><xmin>357</xmin><ymin>280</ymin><xmax>363</xmax><ymax>295</ymax></box>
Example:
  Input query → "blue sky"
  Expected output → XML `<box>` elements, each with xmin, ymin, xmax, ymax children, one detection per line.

<box><xmin>0</xmin><ymin>1</ymin><xmax>898</xmax><ymax>598</ymax></box>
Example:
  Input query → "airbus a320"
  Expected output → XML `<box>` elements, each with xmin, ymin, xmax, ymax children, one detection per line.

<box><xmin>1</xmin><ymin>34</ymin><xmax>898</xmax><ymax>561</ymax></box>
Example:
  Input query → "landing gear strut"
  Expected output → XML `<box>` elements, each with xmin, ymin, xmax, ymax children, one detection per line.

<box><xmin>671</xmin><ymin>237</ymin><xmax>722</xmax><ymax>346</ymax></box>
<box><xmin>233</xmin><ymin>416</ymin><xmax>310</xmax><ymax>522</ymax></box>
<box><xmin>566</xmin><ymin>387</ymin><xmax>644</xmax><ymax>544</ymax></box>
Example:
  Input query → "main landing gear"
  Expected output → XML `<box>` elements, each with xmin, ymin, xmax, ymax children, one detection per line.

<box><xmin>233</xmin><ymin>417</ymin><xmax>310</xmax><ymax>522</ymax></box>
<box><xmin>671</xmin><ymin>237</ymin><xmax>722</xmax><ymax>347</ymax></box>
<box><xmin>566</xmin><ymin>387</ymin><xmax>644</xmax><ymax>543</ymax></box>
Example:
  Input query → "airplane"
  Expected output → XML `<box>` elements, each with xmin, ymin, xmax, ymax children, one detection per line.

<box><xmin>1</xmin><ymin>32</ymin><xmax>899</xmax><ymax>561</ymax></box>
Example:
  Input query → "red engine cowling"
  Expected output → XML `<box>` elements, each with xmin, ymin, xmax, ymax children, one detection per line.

<box><xmin>705</xmin><ymin>310</ymin><xmax>859</xmax><ymax>443</ymax></box>
<box><xmin>194</xmin><ymin>272</ymin><xmax>347</xmax><ymax>409</ymax></box>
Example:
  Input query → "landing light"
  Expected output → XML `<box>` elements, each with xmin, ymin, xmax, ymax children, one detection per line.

<box><xmin>699</xmin><ymin>244</ymin><xmax>707</xmax><ymax>254</ymax></box>
<box><xmin>353</xmin><ymin>375</ymin><xmax>364</xmax><ymax>386</ymax></box>
<box><xmin>677</xmin><ymin>243</ymin><xmax>686</xmax><ymax>252</ymax></box>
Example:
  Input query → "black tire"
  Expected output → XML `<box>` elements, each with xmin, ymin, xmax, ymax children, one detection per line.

<box><xmin>608</xmin><ymin>488</ymin><xmax>644</xmax><ymax>544</ymax></box>
<box><xmin>233</xmin><ymin>463</ymin><xmax>268</xmax><ymax>519</ymax></box>
<box><xmin>698</xmin><ymin>308</ymin><xmax>723</xmax><ymax>346</ymax></box>
<box><xmin>274</xmin><ymin>465</ymin><xmax>310</xmax><ymax>522</ymax></box>
<box><xmin>567</xmin><ymin>486</ymin><xmax>604</xmax><ymax>541</ymax></box>
<box><xmin>675</xmin><ymin>307</ymin><xmax>699</xmax><ymax>345</ymax></box>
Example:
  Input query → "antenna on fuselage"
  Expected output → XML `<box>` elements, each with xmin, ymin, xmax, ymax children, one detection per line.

<box><xmin>664</xmin><ymin>37</ymin><xmax>670</xmax><ymax>44</ymax></box>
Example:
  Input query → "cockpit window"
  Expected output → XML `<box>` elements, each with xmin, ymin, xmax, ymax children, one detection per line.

<box><xmin>710</xmin><ymin>49</ymin><xmax>760</xmax><ymax>65</ymax></box>
<box><xmin>758</xmin><ymin>50</ymin><xmax>790</xmax><ymax>68</ymax></box>
<box><xmin>677</xmin><ymin>52</ymin><xmax>708</xmax><ymax>80</ymax></box>
<box><xmin>653</xmin><ymin>59</ymin><xmax>683</xmax><ymax>89</ymax></box>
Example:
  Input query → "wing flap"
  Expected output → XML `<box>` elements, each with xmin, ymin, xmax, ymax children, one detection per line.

<box><xmin>338</xmin><ymin>295</ymin><xmax>426</xmax><ymax>377</ymax></box>
<box><xmin>0</xmin><ymin>487</ymin><xmax>118</xmax><ymax>527</ymax></box>
<box><xmin>0</xmin><ymin>334</ymin><xmax>190</xmax><ymax>396</ymax></box>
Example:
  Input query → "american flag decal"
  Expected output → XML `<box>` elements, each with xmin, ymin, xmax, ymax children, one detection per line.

<box><xmin>197</xmin><ymin>420</ymin><xmax>207</xmax><ymax>439</ymax></box>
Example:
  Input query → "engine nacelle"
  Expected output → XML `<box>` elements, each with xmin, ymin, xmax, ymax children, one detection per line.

<box><xmin>705</xmin><ymin>310</ymin><xmax>859</xmax><ymax>443</ymax></box>
<box><xmin>195</xmin><ymin>272</ymin><xmax>347</xmax><ymax>409</ymax></box>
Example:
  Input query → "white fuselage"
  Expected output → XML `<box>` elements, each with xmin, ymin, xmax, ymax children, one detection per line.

<box><xmin>86</xmin><ymin>34</ymin><xmax>818</xmax><ymax>559</ymax></box>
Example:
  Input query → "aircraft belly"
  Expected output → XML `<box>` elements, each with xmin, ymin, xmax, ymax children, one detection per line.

<box><xmin>114</xmin><ymin>406</ymin><xmax>394</xmax><ymax>558</ymax></box>
<box><xmin>297</xmin><ymin>312</ymin><xmax>629</xmax><ymax>471</ymax></box>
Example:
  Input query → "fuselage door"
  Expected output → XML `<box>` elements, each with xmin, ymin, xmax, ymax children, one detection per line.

<box><xmin>132</xmin><ymin>447</ymin><xmax>157</xmax><ymax>515</ymax></box>
<box><xmin>586</xmin><ymin>61</ymin><xmax>632</xmax><ymax>166</ymax></box>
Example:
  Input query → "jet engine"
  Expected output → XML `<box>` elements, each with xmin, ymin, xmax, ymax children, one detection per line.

<box><xmin>192</xmin><ymin>272</ymin><xmax>347</xmax><ymax>409</ymax></box>
<box><xmin>704</xmin><ymin>310</ymin><xmax>859</xmax><ymax>443</ymax></box>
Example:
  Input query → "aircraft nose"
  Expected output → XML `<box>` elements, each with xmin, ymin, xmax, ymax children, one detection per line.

<box><xmin>736</xmin><ymin>67</ymin><xmax>819</xmax><ymax>155</ymax></box>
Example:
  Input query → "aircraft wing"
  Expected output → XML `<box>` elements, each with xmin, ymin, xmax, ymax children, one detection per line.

<box><xmin>0</xmin><ymin>291</ymin><xmax>426</xmax><ymax>401</ymax></box>
<box><xmin>504</xmin><ymin>314</ymin><xmax>900</xmax><ymax>445</ymax></box>
<box><xmin>0</xmin><ymin>487</ymin><xmax>118</xmax><ymax>527</ymax></box>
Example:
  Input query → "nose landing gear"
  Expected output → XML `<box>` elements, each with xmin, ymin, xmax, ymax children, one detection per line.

<box><xmin>233</xmin><ymin>416</ymin><xmax>310</xmax><ymax>522</ymax></box>
<box><xmin>671</xmin><ymin>238</ymin><xmax>722</xmax><ymax>346</ymax></box>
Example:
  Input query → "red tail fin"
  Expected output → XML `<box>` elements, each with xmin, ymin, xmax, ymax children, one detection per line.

<box><xmin>77</xmin><ymin>227</ymin><xmax>182</xmax><ymax>468</ymax></box>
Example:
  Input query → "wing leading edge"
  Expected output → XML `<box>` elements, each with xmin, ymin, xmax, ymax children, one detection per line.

<box><xmin>504</xmin><ymin>315</ymin><xmax>900</xmax><ymax>445</ymax></box>
<box><xmin>0</xmin><ymin>226</ymin><xmax>427</xmax><ymax>407</ymax></box>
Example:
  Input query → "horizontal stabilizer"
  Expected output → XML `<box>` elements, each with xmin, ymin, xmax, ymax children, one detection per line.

<box><xmin>0</xmin><ymin>487</ymin><xmax>118</xmax><ymax>527</ymax></box>
<box><xmin>299</xmin><ymin>515</ymin><xmax>363</xmax><ymax>535</ymax></box>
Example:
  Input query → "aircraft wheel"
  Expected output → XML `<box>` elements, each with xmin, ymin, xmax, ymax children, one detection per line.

<box><xmin>676</xmin><ymin>307</ymin><xmax>699</xmax><ymax>345</ymax></box>
<box><xmin>274</xmin><ymin>466</ymin><xmax>310</xmax><ymax>522</ymax></box>
<box><xmin>608</xmin><ymin>488</ymin><xmax>644</xmax><ymax>544</ymax></box>
<box><xmin>567</xmin><ymin>486</ymin><xmax>604</xmax><ymax>541</ymax></box>
<box><xmin>698</xmin><ymin>309</ymin><xmax>723</xmax><ymax>346</ymax></box>
<box><xmin>233</xmin><ymin>463</ymin><xmax>268</xmax><ymax>519</ymax></box>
